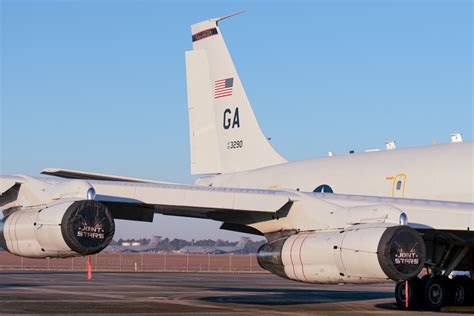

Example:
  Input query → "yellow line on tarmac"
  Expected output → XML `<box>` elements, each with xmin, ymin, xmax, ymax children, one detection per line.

<box><xmin>441</xmin><ymin>306</ymin><xmax>474</xmax><ymax>312</ymax></box>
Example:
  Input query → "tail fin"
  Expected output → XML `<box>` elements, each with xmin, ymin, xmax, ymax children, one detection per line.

<box><xmin>185</xmin><ymin>15</ymin><xmax>286</xmax><ymax>175</ymax></box>
<box><xmin>236</xmin><ymin>237</ymin><xmax>250</xmax><ymax>248</ymax></box>
<box><xmin>148</xmin><ymin>236</ymin><xmax>161</xmax><ymax>247</ymax></box>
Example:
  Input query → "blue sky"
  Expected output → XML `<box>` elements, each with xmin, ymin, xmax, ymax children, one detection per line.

<box><xmin>1</xmin><ymin>0</ymin><xmax>472</xmax><ymax>240</ymax></box>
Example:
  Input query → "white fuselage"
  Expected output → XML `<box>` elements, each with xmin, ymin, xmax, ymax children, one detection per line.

<box><xmin>199</xmin><ymin>142</ymin><xmax>473</xmax><ymax>203</ymax></box>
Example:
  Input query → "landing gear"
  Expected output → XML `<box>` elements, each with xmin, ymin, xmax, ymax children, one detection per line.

<box><xmin>395</xmin><ymin>243</ymin><xmax>474</xmax><ymax>310</ymax></box>
<box><xmin>424</xmin><ymin>276</ymin><xmax>451</xmax><ymax>310</ymax></box>
<box><xmin>394</xmin><ymin>278</ymin><xmax>422</xmax><ymax>308</ymax></box>
<box><xmin>451</xmin><ymin>276</ymin><xmax>473</xmax><ymax>306</ymax></box>
<box><xmin>395</xmin><ymin>275</ymin><xmax>474</xmax><ymax>310</ymax></box>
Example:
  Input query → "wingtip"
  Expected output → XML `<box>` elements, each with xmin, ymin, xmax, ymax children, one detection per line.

<box><xmin>41</xmin><ymin>168</ymin><xmax>60</xmax><ymax>175</ymax></box>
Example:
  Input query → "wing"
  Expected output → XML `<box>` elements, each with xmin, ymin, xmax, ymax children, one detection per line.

<box><xmin>89</xmin><ymin>180</ymin><xmax>473</xmax><ymax>237</ymax></box>
<box><xmin>312</xmin><ymin>192</ymin><xmax>473</xmax><ymax>231</ymax></box>
<box><xmin>0</xmin><ymin>176</ymin><xmax>24</xmax><ymax>194</ymax></box>
<box><xmin>88</xmin><ymin>179</ymin><xmax>294</xmax><ymax>235</ymax></box>
<box><xmin>0</xmin><ymin>176</ymin><xmax>24</xmax><ymax>210</ymax></box>
<box><xmin>41</xmin><ymin>168</ymin><xmax>171</xmax><ymax>184</ymax></box>
<box><xmin>1</xmin><ymin>174</ymin><xmax>295</xmax><ymax>236</ymax></box>
<box><xmin>2</xmin><ymin>173</ymin><xmax>472</xmax><ymax>238</ymax></box>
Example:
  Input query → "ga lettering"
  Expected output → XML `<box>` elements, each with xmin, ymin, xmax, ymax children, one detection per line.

<box><xmin>223</xmin><ymin>107</ymin><xmax>240</xmax><ymax>129</ymax></box>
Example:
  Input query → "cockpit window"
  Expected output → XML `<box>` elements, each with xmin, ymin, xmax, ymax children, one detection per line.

<box><xmin>313</xmin><ymin>184</ymin><xmax>334</xmax><ymax>193</ymax></box>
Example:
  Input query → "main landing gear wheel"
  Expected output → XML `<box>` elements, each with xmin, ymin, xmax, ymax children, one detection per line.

<box><xmin>395</xmin><ymin>278</ymin><xmax>422</xmax><ymax>308</ymax></box>
<box><xmin>424</xmin><ymin>276</ymin><xmax>452</xmax><ymax>310</ymax></box>
<box><xmin>451</xmin><ymin>276</ymin><xmax>473</xmax><ymax>306</ymax></box>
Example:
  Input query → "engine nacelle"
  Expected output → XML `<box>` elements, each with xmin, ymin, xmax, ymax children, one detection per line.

<box><xmin>0</xmin><ymin>200</ymin><xmax>115</xmax><ymax>258</ymax></box>
<box><xmin>257</xmin><ymin>224</ymin><xmax>425</xmax><ymax>284</ymax></box>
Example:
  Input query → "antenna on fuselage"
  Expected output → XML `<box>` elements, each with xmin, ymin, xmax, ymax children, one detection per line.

<box><xmin>214</xmin><ymin>11</ymin><xmax>246</xmax><ymax>24</ymax></box>
<box><xmin>450</xmin><ymin>133</ymin><xmax>463</xmax><ymax>143</ymax></box>
<box><xmin>385</xmin><ymin>141</ymin><xmax>397</xmax><ymax>150</ymax></box>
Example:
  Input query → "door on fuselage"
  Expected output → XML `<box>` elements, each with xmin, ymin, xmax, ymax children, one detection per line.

<box><xmin>386</xmin><ymin>173</ymin><xmax>406</xmax><ymax>198</ymax></box>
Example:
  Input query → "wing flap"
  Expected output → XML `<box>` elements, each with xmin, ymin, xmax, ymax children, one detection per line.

<box><xmin>0</xmin><ymin>176</ymin><xmax>24</xmax><ymax>194</ymax></box>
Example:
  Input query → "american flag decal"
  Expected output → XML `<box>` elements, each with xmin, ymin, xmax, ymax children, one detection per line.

<box><xmin>214</xmin><ymin>78</ymin><xmax>234</xmax><ymax>99</ymax></box>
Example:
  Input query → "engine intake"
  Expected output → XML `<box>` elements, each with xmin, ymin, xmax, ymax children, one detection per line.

<box><xmin>1</xmin><ymin>200</ymin><xmax>115</xmax><ymax>258</ymax></box>
<box><xmin>257</xmin><ymin>224</ymin><xmax>425</xmax><ymax>284</ymax></box>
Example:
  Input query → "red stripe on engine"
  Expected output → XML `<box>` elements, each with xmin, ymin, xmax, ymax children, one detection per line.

<box><xmin>12</xmin><ymin>212</ymin><xmax>22</xmax><ymax>256</ymax></box>
<box><xmin>299</xmin><ymin>235</ymin><xmax>309</xmax><ymax>282</ymax></box>
<box><xmin>289</xmin><ymin>237</ymin><xmax>298</xmax><ymax>279</ymax></box>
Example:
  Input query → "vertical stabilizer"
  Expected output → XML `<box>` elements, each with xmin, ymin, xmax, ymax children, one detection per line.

<box><xmin>186</xmin><ymin>15</ymin><xmax>286</xmax><ymax>175</ymax></box>
<box><xmin>236</xmin><ymin>237</ymin><xmax>250</xmax><ymax>248</ymax></box>
<box><xmin>149</xmin><ymin>236</ymin><xmax>162</xmax><ymax>247</ymax></box>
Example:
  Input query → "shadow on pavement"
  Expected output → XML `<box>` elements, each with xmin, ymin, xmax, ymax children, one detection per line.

<box><xmin>201</xmin><ymin>287</ymin><xmax>392</xmax><ymax>305</ymax></box>
<box><xmin>0</xmin><ymin>283</ymin><xmax>41</xmax><ymax>288</ymax></box>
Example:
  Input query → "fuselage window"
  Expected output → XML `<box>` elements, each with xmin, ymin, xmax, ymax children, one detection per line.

<box><xmin>396</xmin><ymin>180</ymin><xmax>402</xmax><ymax>191</ymax></box>
<box><xmin>313</xmin><ymin>184</ymin><xmax>334</xmax><ymax>193</ymax></box>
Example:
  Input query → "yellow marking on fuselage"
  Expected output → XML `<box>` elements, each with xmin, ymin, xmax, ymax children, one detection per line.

<box><xmin>386</xmin><ymin>173</ymin><xmax>407</xmax><ymax>197</ymax></box>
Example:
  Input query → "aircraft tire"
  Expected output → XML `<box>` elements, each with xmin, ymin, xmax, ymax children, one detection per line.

<box><xmin>451</xmin><ymin>276</ymin><xmax>473</xmax><ymax>306</ymax></box>
<box><xmin>394</xmin><ymin>278</ymin><xmax>422</xmax><ymax>309</ymax></box>
<box><xmin>423</xmin><ymin>276</ymin><xmax>451</xmax><ymax>310</ymax></box>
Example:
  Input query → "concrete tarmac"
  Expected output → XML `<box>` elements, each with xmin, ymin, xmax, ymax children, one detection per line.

<box><xmin>0</xmin><ymin>272</ymin><xmax>465</xmax><ymax>314</ymax></box>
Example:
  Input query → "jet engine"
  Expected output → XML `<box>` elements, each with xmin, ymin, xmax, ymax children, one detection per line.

<box><xmin>257</xmin><ymin>224</ymin><xmax>425</xmax><ymax>284</ymax></box>
<box><xmin>0</xmin><ymin>200</ymin><xmax>115</xmax><ymax>258</ymax></box>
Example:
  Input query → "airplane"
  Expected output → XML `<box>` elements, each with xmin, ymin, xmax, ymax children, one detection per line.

<box><xmin>0</xmin><ymin>13</ymin><xmax>473</xmax><ymax>310</ymax></box>
<box><xmin>104</xmin><ymin>235</ymin><xmax>161</xmax><ymax>253</ymax></box>
<box><xmin>178</xmin><ymin>237</ymin><xmax>250</xmax><ymax>254</ymax></box>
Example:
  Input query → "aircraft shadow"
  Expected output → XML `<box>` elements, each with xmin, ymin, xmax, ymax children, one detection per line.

<box><xmin>0</xmin><ymin>283</ymin><xmax>41</xmax><ymax>289</ymax></box>
<box><xmin>200</xmin><ymin>287</ymin><xmax>392</xmax><ymax>305</ymax></box>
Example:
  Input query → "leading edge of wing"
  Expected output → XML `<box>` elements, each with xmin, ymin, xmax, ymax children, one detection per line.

<box><xmin>310</xmin><ymin>192</ymin><xmax>473</xmax><ymax>231</ymax></box>
<box><xmin>41</xmin><ymin>168</ymin><xmax>173</xmax><ymax>184</ymax></box>
<box><xmin>310</xmin><ymin>192</ymin><xmax>473</xmax><ymax>208</ymax></box>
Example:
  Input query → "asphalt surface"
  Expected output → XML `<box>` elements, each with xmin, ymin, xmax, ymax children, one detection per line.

<box><xmin>0</xmin><ymin>272</ymin><xmax>467</xmax><ymax>314</ymax></box>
